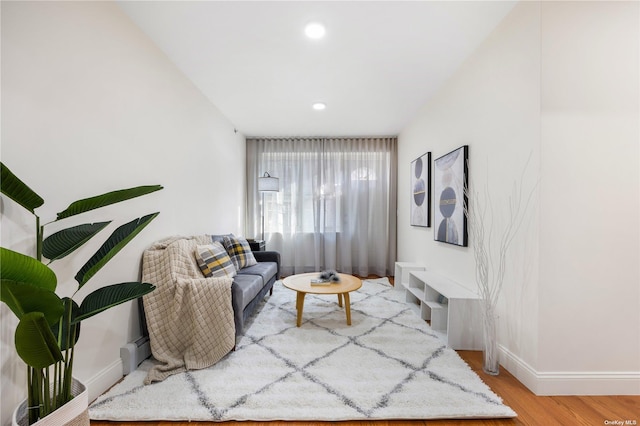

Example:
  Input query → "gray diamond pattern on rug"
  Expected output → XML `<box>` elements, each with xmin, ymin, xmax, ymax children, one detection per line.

<box><xmin>89</xmin><ymin>278</ymin><xmax>516</xmax><ymax>421</ymax></box>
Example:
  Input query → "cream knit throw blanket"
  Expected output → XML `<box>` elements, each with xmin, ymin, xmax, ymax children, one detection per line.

<box><xmin>141</xmin><ymin>235</ymin><xmax>235</xmax><ymax>384</ymax></box>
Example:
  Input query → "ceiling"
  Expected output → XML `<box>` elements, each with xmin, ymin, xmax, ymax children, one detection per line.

<box><xmin>117</xmin><ymin>1</ymin><xmax>517</xmax><ymax>138</ymax></box>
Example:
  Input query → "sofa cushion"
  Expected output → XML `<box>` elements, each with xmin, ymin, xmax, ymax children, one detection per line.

<box><xmin>237</xmin><ymin>262</ymin><xmax>278</xmax><ymax>285</ymax></box>
<box><xmin>231</xmin><ymin>274</ymin><xmax>264</xmax><ymax>314</ymax></box>
<box><xmin>194</xmin><ymin>242</ymin><xmax>237</xmax><ymax>278</ymax></box>
<box><xmin>222</xmin><ymin>236</ymin><xmax>258</xmax><ymax>270</ymax></box>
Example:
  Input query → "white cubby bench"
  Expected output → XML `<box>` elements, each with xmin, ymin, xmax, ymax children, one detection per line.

<box><xmin>394</xmin><ymin>262</ymin><xmax>483</xmax><ymax>350</ymax></box>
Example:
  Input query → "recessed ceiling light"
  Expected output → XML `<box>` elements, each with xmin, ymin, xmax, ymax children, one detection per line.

<box><xmin>312</xmin><ymin>102</ymin><xmax>326</xmax><ymax>111</ymax></box>
<box><xmin>305</xmin><ymin>22</ymin><xmax>326</xmax><ymax>39</ymax></box>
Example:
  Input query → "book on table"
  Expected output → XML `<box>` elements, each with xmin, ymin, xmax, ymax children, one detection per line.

<box><xmin>310</xmin><ymin>278</ymin><xmax>333</xmax><ymax>286</ymax></box>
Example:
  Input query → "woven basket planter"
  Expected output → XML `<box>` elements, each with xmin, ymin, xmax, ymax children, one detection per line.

<box><xmin>12</xmin><ymin>379</ymin><xmax>89</xmax><ymax>426</ymax></box>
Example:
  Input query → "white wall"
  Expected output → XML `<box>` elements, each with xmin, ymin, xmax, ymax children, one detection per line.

<box><xmin>398</xmin><ymin>1</ymin><xmax>639</xmax><ymax>395</ymax></box>
<box><xmin>537</xmin><ymin>1</ymin><xmax>639</xmax><ymax>393</ymax></box>
<box><xmin>1</xmin><ymin>2</ymin><xmax>246</xmax><ymax>424</ymax></box>
<box><xmin>399</xmin><ymin>0</ymin><xmax>541</xmax><ymax>378</ymax></box>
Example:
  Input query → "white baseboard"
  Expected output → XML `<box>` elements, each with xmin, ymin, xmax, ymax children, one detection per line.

<box><xmin>83</xmin><ymin>359</ymin><xmax>123</xmax><ymax>403</ymax></box>
<box><xmin>498</xmin><ymin>344</ymin><xmax>540</xmax><ymax>392</ymax></box>
<box><xmin>499</xmin><ymin>345</ymin><xmax>640</xmax><ymax>395</ymax></box>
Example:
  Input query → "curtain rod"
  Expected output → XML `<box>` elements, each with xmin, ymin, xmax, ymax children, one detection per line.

<box><xmin>246</xmin><ymin>136</ymin><xmax>398</xmax><ymax>141</ymax></box>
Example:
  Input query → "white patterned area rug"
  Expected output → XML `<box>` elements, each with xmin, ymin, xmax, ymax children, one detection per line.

<box><xmin>89</xmin><ymin>278</ymin><xmax>516</xmax><ymax>421</ymax></box>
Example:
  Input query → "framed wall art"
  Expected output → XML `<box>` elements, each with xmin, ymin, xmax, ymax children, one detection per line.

<box><xmin>434</xmin><ymin>145</ymin><xmax>468</xmax><ymax>246</ymax></box>
<box><xmin>410</xmin><ymin>151</ymin><xmax>431</xmax><ymax>227</ymax></box>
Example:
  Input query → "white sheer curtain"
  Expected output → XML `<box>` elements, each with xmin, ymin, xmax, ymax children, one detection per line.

<box><xmin>246</xmin><ymin>137</ymin><xmax>397</xmax><ymax>277</ymax></box>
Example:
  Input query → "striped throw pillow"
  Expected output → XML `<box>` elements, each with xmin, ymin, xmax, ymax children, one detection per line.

<box><xmin>195</xmin><ymin>242</ymin><xmax>237</xmax><ymax>278</ymax></box>
<box><xmin>222</xmin><ymin>236</ymin><xmax>258</xmax><ymax>270</ymax></box>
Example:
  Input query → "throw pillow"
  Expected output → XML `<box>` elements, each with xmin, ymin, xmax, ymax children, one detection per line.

<box><xmin>222</xmin><ymin>236</ymin><xmax>258</xmax><ymax>270</ymax></box>
<box><xmin>210</xmin><ymin>233</ymin><xmax>235</xmax><ymax>244</ymax></box>
<box><xmin>194</xmin><ymin>242</ymin><xmax>237</xmax><ymax>278</ymax></box>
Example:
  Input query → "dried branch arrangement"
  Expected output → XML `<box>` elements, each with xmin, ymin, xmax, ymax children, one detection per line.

<box><xmin>463</xmin><ymin>155</ymin><xmax>537</xmax><ymax>374</ymax></box>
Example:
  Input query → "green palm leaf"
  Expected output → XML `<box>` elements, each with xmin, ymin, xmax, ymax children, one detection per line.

<box><xmin>75</xmin><ymin>282</ymin><xmax>155</xmax><ymax>323</ymax></box>
<box><xmin>0</xmin><ymin>162</ymin><xmax>44</xmax><ymax>214</ymax></box>
<box><xmin>56</xmin><ymin>185</ymin><xmax>163</xmax><ymax>220</ymax></box>
<box><xmin>0</xmin><ymin>247</ymin><xmax>57</xmax><ymax>291</ymax></box>
<box><xmin>42</xmin><ymin>222</ymin><xmax>111</xmax><ymax>261</ymax></box>
<box><xmin>74</xmin><ymin>213</ymin><xmax>160</xmax><ymax>287</ymax></box>
<box><xmin>15</xmin><ymin>312</ymin><xmax>63</xmax><ymax>369</ymax></box>
<box><xmin>1</xmin><ymin>280</ymin><xmax>64</xmax><ymax>324</ymax></box>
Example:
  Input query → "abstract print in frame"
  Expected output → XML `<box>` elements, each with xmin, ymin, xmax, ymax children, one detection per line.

<box><xmin>434</xmin><ymin>145</ymin><xmax>468</xmax><ymax>246</ymax></box>
<box><xmin>410</xmin><ymin>152</ymin><xmax>431</xmax><ymax>227</ymax></box>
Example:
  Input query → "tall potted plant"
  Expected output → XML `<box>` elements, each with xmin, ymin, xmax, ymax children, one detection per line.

<box><xmin>0</xmin><ymin>162</ymin><xmax>162</xmax><ymax>425</ymax></box>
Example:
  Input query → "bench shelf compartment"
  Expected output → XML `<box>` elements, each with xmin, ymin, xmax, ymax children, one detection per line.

<box><xmin>405</xmin><ymin>269</ymin><xmax>482</xmax><ymax>350</ymax></box>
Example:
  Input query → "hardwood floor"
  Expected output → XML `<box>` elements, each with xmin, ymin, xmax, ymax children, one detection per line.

<box><xmin>91</xmin><ymin>276</ymin><xmax>639</xmax><ymax>425</ymax></box>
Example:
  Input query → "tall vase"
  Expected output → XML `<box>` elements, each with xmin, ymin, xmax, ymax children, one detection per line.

<box><xmin>482</xmin><ymin>307</ymin><xmax>500</xmax><ymax>375</ymax></box>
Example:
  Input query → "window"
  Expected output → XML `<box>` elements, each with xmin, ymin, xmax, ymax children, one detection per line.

<box><xmin>247</xmin><ymin>137</ymin><xmax>397</xmax><ymax>276</ymax></box>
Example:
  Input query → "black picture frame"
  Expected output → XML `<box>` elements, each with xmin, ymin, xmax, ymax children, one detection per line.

<box><xmin>410</xmin><ymin>151</ymin><xmax>431</xmax><ymax>227</ymax></box>
<box><xmin>434</xmin><ymin>145</ymin><xmax>468</xmax><ymax>246</ymax></box>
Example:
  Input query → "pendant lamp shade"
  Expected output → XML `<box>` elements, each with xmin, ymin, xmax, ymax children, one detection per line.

<box><xmin>258</xmin><ymin>173</ymin><xmax>279</xmax><ymax>192</ymax></box>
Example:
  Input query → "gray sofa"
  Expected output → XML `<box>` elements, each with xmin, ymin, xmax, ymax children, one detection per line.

<box><xmin>142</xmin><ymin>234</ymin><xmax>280</xmax><ymax>343</ymax></box>
<box><xmin>140</xmin><ymin>235</ymin><xmax>280</xmax><ymax>381</ymax></box>
<box><xmin>231</xmin><ymin>250</ymin><xmax>280</xmax><ymax>335</ymax></box>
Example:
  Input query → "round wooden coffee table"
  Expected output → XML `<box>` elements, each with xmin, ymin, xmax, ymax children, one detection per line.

<box><xmin>282</xmin><ymin>272</ymin><xmax>362</xmax><ymax>326</ymax></box>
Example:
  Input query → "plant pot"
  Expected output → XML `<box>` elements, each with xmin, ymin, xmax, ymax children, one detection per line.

<box><xmin>12</xmin><ymin>378</ymin><xmax>89</xmax><ymax>426</ymax></box>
